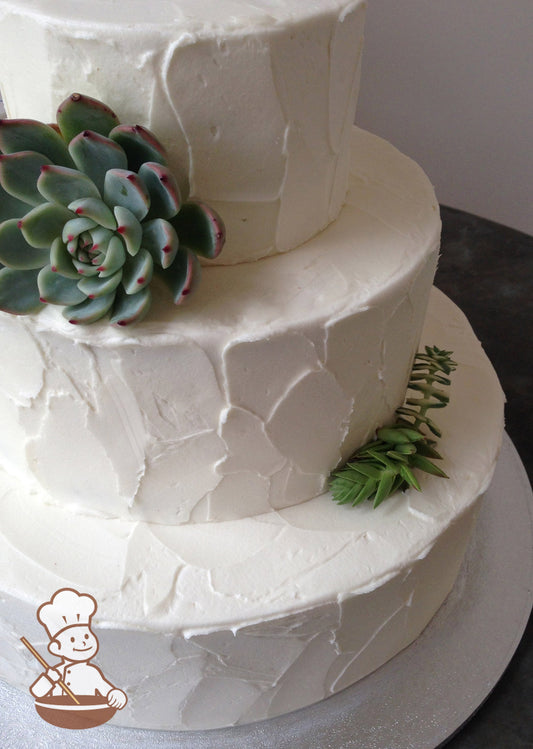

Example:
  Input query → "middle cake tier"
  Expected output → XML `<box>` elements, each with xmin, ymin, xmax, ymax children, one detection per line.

<box><xmin>0</xmin><ymin>129</ymin><xmax>440</xmax><ymax>524</ymax></box>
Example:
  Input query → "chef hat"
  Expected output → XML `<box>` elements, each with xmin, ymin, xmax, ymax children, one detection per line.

<box><xmin>37</xmin><ymin>588</ymin><xmax>97</xmax><ymax>639</ymax></box>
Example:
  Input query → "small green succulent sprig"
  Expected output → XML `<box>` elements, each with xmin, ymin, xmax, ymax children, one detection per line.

<box><xmin>0</xmin><ymin>93</ymin><xmax>225</xmax><ymax>326</ymax></box>
<box><xmin>329</xmin><ymin>346</ymin><xmax>457</xmax><ymax>509</ymax></box>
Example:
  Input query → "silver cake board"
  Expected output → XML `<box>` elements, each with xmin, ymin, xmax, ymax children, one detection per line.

<box><xmin>1</xmin><ymin>433</ymin><xmax>532</xmax><ymax>749</ymax></box>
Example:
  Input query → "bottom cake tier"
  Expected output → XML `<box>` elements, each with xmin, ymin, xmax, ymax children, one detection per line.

<box><xmin>0</xmin><ymin>289</ymin><xmax>504</xmax><ymax>731</ymax></box>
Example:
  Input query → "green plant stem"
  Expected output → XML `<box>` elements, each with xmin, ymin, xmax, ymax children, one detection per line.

<box><xmin>329</xmin><ymin>346</ymin><xmax>457</xmax><ymax>509</ymax></box>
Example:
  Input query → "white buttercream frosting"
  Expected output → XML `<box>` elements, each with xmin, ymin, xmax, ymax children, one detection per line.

<box><xmin>0</xmin><ymin>0</ymin><xmax>507</xmax><ymax>733</ymax></box>
<box><xmin>0</xmin><ymin>290</ymin><xmax>505</xmax><ymax>729</ymax></box>
<box><xmin>0</xmin><ymin>0</ymin><xmax>367</xmax><ymax>263</ymax></box>
<box><xmin>0</xmin><ymin>129</ymin><xmax>440</xmax><ymax>524</ymax></box>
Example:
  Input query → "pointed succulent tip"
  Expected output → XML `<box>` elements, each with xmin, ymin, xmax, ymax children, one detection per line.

<box><xmin>62</xmin><ymin>92</ymin><xmax>107</xmax><ymax>113</ymax></box>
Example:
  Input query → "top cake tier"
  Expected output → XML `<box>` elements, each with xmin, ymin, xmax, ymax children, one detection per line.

<box><xmin>0</xmin><ymin>0</ymin><xmax>366</xmax><ymax>264</ymax></box>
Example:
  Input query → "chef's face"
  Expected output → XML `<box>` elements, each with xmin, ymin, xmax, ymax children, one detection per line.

<box><xmin>54</xmin><ymin>626</ymin><xmax>99</xmax><ymax>661</ymax></box>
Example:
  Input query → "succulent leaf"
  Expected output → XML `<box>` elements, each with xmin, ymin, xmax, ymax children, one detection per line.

<box><xmin>0</xmin><ymin>181</ymin><xmax>30</xmax><ymax>221</ymax></box>
<box><xmin>103</xmin><ymin>169</ymin><xmax>150</xmax><ymax>221</ymax></box>
<box><xmin>87</xmin><ymin>226</ymin><xmax>114</xmax><ymax>255</ymax></box>
<box><xmin>78</xmin><ymin>269</ymin><xmax>123</xmax><ymax>298</ymax></box>
<box><xmin>62</xmin><ymin>216</ymin><xmax>98</xmax><ymax>245</ymax></box>
<box><xmin>69</xmin><ymin>129</ymin><xmax>128</xmax><ymax>194</ymax></box>
<box><xmin>49</xmin><ymin>237</ymin><xmax>82</xmax><ymax>279</ymax></box>
<box><xmin>67</xmin><ymin>237</ymin><xmax>81</xmax><ymax>256</ymax></box>
<box><xmin>410</xmin><ymin>454</ymin><xmax>448</xmax><ymax>478</ymax></box>
<box><xmin>37</xmin><ymin>164</ymin><xmax>100</xmax><ymax>206</ymax></box>
<box><xmin>57</xmin><ymin>93</ymin><xmax>120</xmax><ymax>143</ymax></box>
<box><xmin>0</xmin><ymin>267</ymin><xmax>44</xmax><ymax>313</ymax></box>
<box><xmin>19</xmin><ymin>203</ymin><xmax>75</xmax><ymax>249</ymax></box>
<box><xmin>109</xmin><ymin>124</ymin><xmax>167</xmax><ymax>172</ymax></box>
<box><xmin>0</xmin><ymin>151</ymin><xmax>52</xmax><ymax>206</ymax></box>
<box><xmin>0</xmin><ymin>218</ymin><xmax>50</xmax><ymax>269</ymax></box>
<box><xmin>139</xmin><ymin>162</ymin><xmax>181</xmax><ymax>220</ymax></box>
<box><xmin>72</xmin><ymin>258</ymin><xmax>101</xmax><ymax>277</ymax></box>
<box><xmin>97</xmin><ymin>234</ymin><xmax>126</xmax><ymax>277</ymax></box>
<box><xmin>68</xmin><ymin>197</ymin><xmax>117</xmax><ymax>231</ymax></box>
<box><xmin>110</xmin><ymin>285</ymin><xmax>152</xmax><ymax>327</ymax></box>
<box><xmin>113</xmin><ymin>205</ymin><xmax>142</xmax><ymax>256</ymax></box>
<box><xmin>142</xmin><ymin>218</ymin><xmax>179</xmax><ymax>269</ymax></box>
<box><xmin>171</xmin><ymin>200</ymin><xmax>225</xmax><ymax>259</ymax></box>
<box><xmin>0</xmin><ymin>119</ymin><xmax>75</xmax><ymax>168</ymax></box>
<box><xmin>38</xmin><ymin>265</ymin><xmax>87</xmax><ymax>305</ymax></box>
<box><xmin>159</xmin><ymin>247</ymin><xmax>199</xmax><ymax>304</ymax></box>
<box><xmin>92</xmin><ymin>253</ymin><xmax>106</xmax><ymax>268</ymax></box>
<box><xmin>122</xmin><ymin>248</ymin><xmax>153</xmax><ymax>293</ymax></box>
<box><xmin>63</xmin><ymin>293</ymin><xmax>115</xmax><ymax>325</ymax></box>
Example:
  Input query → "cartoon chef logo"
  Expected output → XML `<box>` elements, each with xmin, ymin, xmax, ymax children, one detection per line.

<box><xmin>21</xmin><ymin>588</ymin><xmax>127</xmax><ymax>730</ymax></box>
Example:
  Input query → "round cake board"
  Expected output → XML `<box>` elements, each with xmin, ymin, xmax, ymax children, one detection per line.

<box><xmin>0</xmin><ymin>433</ymin><xmax>531</xmax><ymax>748</ymax></box>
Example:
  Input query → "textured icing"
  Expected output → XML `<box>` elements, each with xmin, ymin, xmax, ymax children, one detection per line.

<box><xmin>0</xmin><ymin>290</ymin><xmax>505</xmax><ymax>729</ymax></box>
<box><xmin>0</xmin><ymin>129</ymin><xmax>440</xmax><ymax>524</ymax></box>
<box><xmin>0</xmin><ymin>0</ymin><xmax>366</xmax><ymax>263</ymax></box>
<box><xmin>0</xmin><ymin>0</ymin><xmax>506</xmax><ymax>733</ymax></box>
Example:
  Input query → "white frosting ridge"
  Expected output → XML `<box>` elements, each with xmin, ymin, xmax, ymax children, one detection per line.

<box><xmin>0</xmin><ymin>289</ymin><xmax>505</xmax><ymax>729</ymax></box>
<box><xmin>0</xmin><ymin>0</ymin><xmax>366</xmax><ymax>263</ymax></box>
<box><xmin>0</xmin><ymin>129</ymin><xmax>440</xmax><ymax>524</ymax></box>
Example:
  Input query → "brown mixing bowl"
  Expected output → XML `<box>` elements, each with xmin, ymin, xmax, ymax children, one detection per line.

<box><xmin>34</xmin><ymin>694</ymin><xmax>116</xmax><ymax>729</ymax></box>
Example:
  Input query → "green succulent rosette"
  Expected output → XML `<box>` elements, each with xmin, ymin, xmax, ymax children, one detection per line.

<box><xmin>0</xmin><ymin>93</ymin><xmax>225</xmax><ymax>326</ymax></box>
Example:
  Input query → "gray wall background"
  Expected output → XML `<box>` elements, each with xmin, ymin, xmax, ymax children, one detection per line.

<box><xmin>356</xmin><ymin>0</ymin><xmax>532</xmax><ymax>235</ymax></box>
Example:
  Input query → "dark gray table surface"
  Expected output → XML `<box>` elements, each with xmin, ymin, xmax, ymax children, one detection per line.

<box><xmin>436</xmin><ymin>206</ymin><xmax>532</xmax><ymax>748</ymax></box>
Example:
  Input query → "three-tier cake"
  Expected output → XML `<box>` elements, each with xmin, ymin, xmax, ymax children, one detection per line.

<box><xmin>0</xmin><ymin>0</ymin><xmax>504</xmax><ymax>730</ymax></box>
